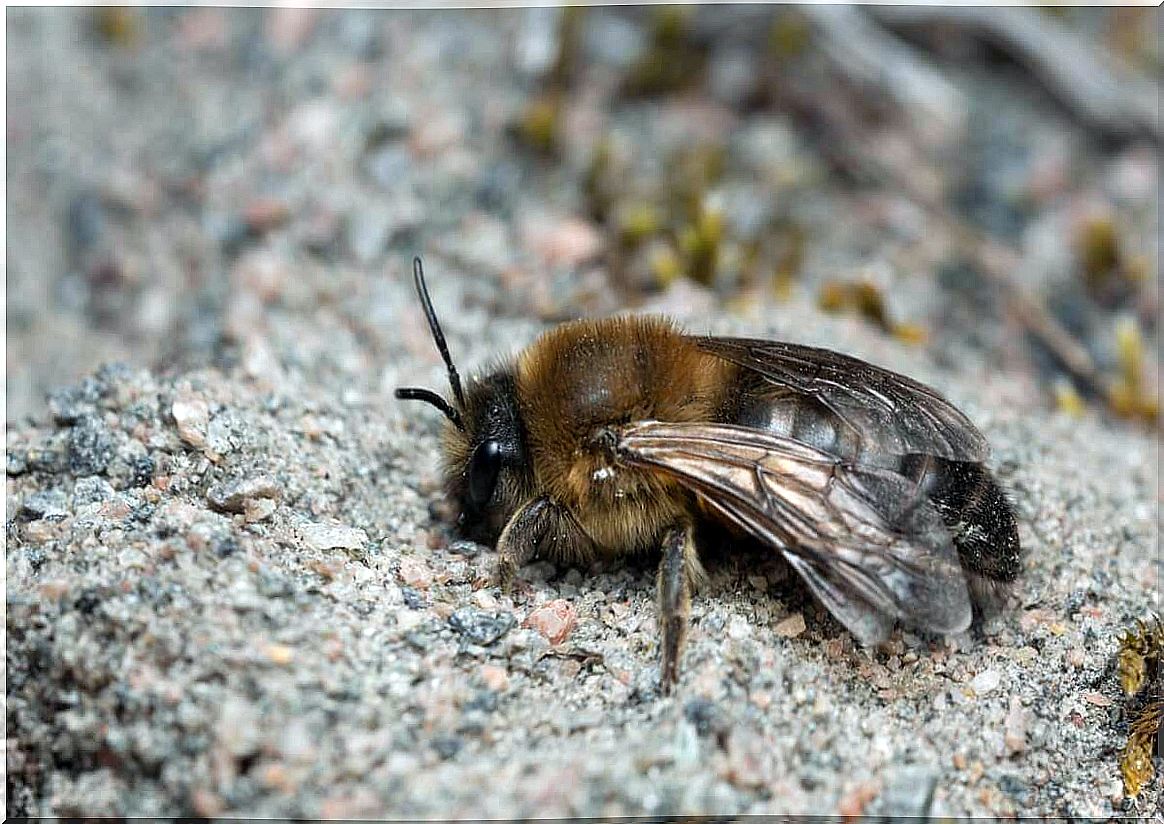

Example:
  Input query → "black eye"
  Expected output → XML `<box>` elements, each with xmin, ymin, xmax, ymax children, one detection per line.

<box><xmin>467</xmin><ymin>440</ymin><xmax>502</xmax><ymax>511</ymax></box>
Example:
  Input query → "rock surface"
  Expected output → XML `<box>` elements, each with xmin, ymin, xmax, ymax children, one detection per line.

<box><xmin>6</xmin><ymin>6</ymin><xmax>1159</xmax><ymax>819</ymax></box>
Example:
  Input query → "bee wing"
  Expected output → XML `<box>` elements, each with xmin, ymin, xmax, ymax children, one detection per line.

<box><xmin>693</xmin><ymin>336</ymin><xmax>989</xmax><ymax>462</ymax></box>
<box><xmin>617</xmin><ymin>420</ymin><xmax>972</xmax><ymax>644</ymax></box>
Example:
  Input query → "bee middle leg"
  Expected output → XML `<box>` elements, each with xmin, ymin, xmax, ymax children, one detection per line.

<box><xmin>657</xmin><ymin>522</ymin><xmax>704</xmax><ymax>695</ymax></box>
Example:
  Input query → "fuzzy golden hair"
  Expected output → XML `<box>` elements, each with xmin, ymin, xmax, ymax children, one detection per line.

<box><xmin>512</xmin><ymin>315</ymin><xmax>734</xmax><ymax>553</ymax></box>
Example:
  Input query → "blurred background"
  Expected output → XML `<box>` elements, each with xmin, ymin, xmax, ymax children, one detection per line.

<box><xmin>6</xmin><ymin>5</ymin><xmax>1159</xmax><ymax>428</ymax></box>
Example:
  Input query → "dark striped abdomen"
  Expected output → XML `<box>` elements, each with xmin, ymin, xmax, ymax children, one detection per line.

<box><xmin>724</xmin><ymin>384</ymin><xmax>1022</xmax><ymax>612</ymax></box>
<box><xmin>895</xmin><ymin>454</ymin><xmax>1022</xmax><ymax>612</ymax></box>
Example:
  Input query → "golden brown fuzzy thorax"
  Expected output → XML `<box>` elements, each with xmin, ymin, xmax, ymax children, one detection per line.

<box><xmin>516</xmin><ymin>315</ymin><xmax>733</xmax><ymax>552</ymax></box>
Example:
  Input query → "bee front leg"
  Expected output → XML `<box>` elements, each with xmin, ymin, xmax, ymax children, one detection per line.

<box><xmin>494</xmin><ymin>497</ymin><xmax>555</xmax><ymax>592</ymax></box>
<box><xmin>657</xmin><ymin>523</ymin><xmax>704</xmax><ymax>695</ymax></box>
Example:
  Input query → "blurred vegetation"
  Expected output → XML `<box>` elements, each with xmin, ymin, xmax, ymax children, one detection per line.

<box><xmin>93</xmin><ymin>6</ymin><xmax>142</xmax><ymax>47</ymax></box>
<box><xmin>621</xmin><ymin>6</ymin><xmax>705</xmax><ymax>98</ymax></box>
<box><xmin>1106</xmin><ymin>317</ymin><xmax>1158</xmax><ymax>426</ymax></box>
<box><xmin>817</xmin><ymin>279</ymin><xmax>927</xmax><ymax>346</ymax></box>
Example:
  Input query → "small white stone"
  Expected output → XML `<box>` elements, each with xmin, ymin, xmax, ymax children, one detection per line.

<box><xmin>728</xmin><ymin>613</ymin><xmax>751</xmax><ymax>640</ymax></box>
<box><xmin>774</xmin><ymin>612</ymin><xmax>807</xmax><ymax>638</ymax></box>
<box><xmin>301</xmin><ymin>521</ymin><xmax>367</xmax><ymax>551</ymax></box>
<box><xmin>171</xmin><ymin>395</ymin><xmax>209</xmax><ymax>448</ymax></box>
<box><xmin>970</xmin><ymin>668</ymin><xmax>1001</xmax><ymax>695</ymax></box>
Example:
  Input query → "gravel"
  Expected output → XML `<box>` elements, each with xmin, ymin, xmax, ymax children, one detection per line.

<box><xmin>6</xmin><ymin>6</ymin><xmax>1159</xmax><ymax>819</ymax></box>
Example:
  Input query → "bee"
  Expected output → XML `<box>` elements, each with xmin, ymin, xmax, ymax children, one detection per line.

<box><xmin>396</xmin><ymin>258</ymin><xmax>1022</xmax><ymax>693</ymax></box>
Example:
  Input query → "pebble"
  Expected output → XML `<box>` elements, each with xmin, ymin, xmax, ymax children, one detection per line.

<box><xmin>190</xmin><ymin>789</ymin><xmax>225</xmax><ymax>818</ymax></box>
<box><xmin>708</xmin><ymin>46</ymin><xmax>759</xmax><ymax>108</ymax></box>
<box><xmin>969</xmin><ymin>668</ymin><xmax>1001</xmax><ymax>696</ymax></box>
<box><xmin>672</xmin><ymin>720</ymin><xmax>701</xmax><ymax>768</ymax></box>
<box><xmin>266</xmin><ymin>7</ymin><xmax>319</xmax><ymax>54</ymax></box>
<box><xmin>6</xmin><ymin>450</ymin><xmax>28</xmax><ymax>476</ymax></box>
<box><xmin>73</xmin><ymin>476</ymin><xmax>115</xmax><ymax>506</ymax></box>
<box><xmin>401</xmin><ymin>586</ymin><xmax>426</xmax><ymax>609</ymax></box>
<box><xmin>48</xmin><ymin>379</ymin><xmax>101</xmax><ymax>425</ymax></box>
<box><xmin>207</xmin><ymin>475</ymin><xmax>282</xmax><ymax>513</ymax></box>
<box><xmin>264</xmin><ymin>644</ymin><xmax>295</xmax><ymax>666</ymax></box>
<box><xmin>524</xmin><ymin>600</ymin><xmax>577</xmax><ymax>645</ymax></box>
<box><xmin>177</xmin><ymin>7</ymin><xmax>228</xmax><ymax>53</ymax></box>
<box><xmin>346</xmin><ymin>209</ymin><xmax>393</xmax><ymax>266</ymax></box>
<box><xmin>837</xmin><ymin>779</ymin><xmax>881</xmax><ymax>816</ymax></box>
<box><xmin>727</xmin><ymin>614</ymin><xmax>751</xmax><ymax>640</ymax></box>
<box><xmin>1003</xmin><ymin>697</ymin><xmax>1027</xmax><ymax>756</ymax></box>
<box><xmin>479</xmin><ymin>664</ymin><xmax>509</xmax><ymax>692</ymax></box>
<box><xmin>583</xmin><ymin>11</ymin><xmax>644</xmax><ymax>69</ymax></box>
<box><xmin>398</xmin><ymin>556</ymin><xmax>432</xmax><ymax>590</ymax></box>
<box><xmin>1081</xmin><ymin>691</ymin><xmax>1114</xmax><ymax>707</ymax></box>
<box><xmin>514</xmin><ymin>7</ymin><xmax>560</xmax><ymax>77</ymax></box>
<box><xmin>233</xmin><ymin>250</ymin><xmax>288</xmax><ymax>304</ymax></box>
<box><xmin>774</xmin><ymin>612</ymin><xmax>807</xmax><ymax>638</ymax></box>
<box><xmin>877</xmin><ymin>764</ymin><xmax>938</xmax><ymax>817</ymax></box>
<box><xmin>722</xmin><ymin>728</ymin><xmax>770</xmax><ymax>789</ymax></box>
<box><xmin>242</xmin><ymin>198</ymin><xmax>290</xmax><ymax>235</ymax></box>
<box><xmin>449</xmin><ymin>608</ymin><xmax>515</xmax><ymax>646</ymax></box>
<box><xmin>171</xmin><ymin>395</ymin><xmax>210</xmax><ymax>449</ymax></box>
<box><xmin>67</xmin><ymin>417</ymin><xmax>115</xmax><ymax>476</ymax></box>
<box><xmin>20</xmin><ymin>489</ymin><xmax>69</xmax><ymax>521</ymax></box>
<box><xmin>216</xmin><ymin>694</ymin><xmax>261</xmax><ymax>758</ymax></box>
<box><xmin>523</xmin><ymin>216</ymin><xmax>605</xmax><ymax>269</ymax></box>
<box><xmin>447</xmin><ymin>540</ymin><xmax>480</xmax><ymax>556</ymax></box>
<box><xmin>300</xmin><ymin>521</ymin><xmax>368</xmax><ymax>551</ymax></box>
<box><xmin>244</xmin><ymin>498</ymin><xmax>278</xmax><ymax>523</ymax></box>
<box><xmin>471</xmin><ymin>590</ymin><xmax>499</xmax><ymax>611</ymax></box>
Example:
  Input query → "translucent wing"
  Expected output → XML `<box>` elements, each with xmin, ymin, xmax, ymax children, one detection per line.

<box><xmin>617</xmin><ymin>420</ymin><xmax>973</xmax><ymax>644</ymax></box>
<box><xmin>693</xmin><ymin>336</ymin><xmax>989</xmax><ymax>463</ymax></box>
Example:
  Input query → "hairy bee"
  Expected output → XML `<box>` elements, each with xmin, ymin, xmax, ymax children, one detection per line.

<box><xmin>396</xmin><ymin>258</ymin><xmax>1022</xmax><ymax>692</ymax></box>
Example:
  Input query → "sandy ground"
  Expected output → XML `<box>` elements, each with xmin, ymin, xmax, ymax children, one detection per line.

<box><xmin>6</xmin><ymin>7</ymin><xmax>1160</xmax><ymax>818</ymax></box>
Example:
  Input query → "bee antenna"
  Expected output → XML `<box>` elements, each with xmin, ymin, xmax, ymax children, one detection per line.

<box><xmin>394</xmin><ymin>386</ymin><xmax>465</xmax><ymax>431</ymax></box>
<box><xmin>411</xmin><ymin>256</ymin><xmax>466</xmax><ymax>411</ymax></box>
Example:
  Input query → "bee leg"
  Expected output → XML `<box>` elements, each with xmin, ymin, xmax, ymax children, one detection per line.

<box><xmin>494</xmin><ymin>497</ymin><xmax>555</xmax><ymax>593</ymax></box>
<box><xmin>657</xmin><ymin>523</ymin><xmax>702</xmax><ymax>695</ymax></box>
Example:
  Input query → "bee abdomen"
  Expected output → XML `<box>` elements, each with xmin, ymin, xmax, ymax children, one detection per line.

<box><xmin>895</xmin><ymin>454</ymin><xmax>1022</xmax><ymax>607</ymax></box>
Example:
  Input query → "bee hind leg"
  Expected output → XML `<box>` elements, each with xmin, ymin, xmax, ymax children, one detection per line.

<box><xmin>657</xmin><ymin>523</ymin><xmax>705</xmax><ymax>695</ymax></box>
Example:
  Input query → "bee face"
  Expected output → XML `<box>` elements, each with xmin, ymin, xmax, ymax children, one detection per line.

<box><xmin>441</xmin><ymin>369</ymin><xmax>533</xmax><ymax>543</ymax></box>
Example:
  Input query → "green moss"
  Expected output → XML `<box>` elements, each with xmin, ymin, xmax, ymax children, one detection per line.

<box><xmin>622</xmin><ymin>6</ymin><xmax>705</xmax><ymax>98</ymax></box>
<box><xmin>548</xmin><ymin>6</ymin><xmax>585</xmax><ymax>90</ymax></box>
<box><xmin>769</xmin><ymin>10</ymin><xmax>811</xmax><ymax>60</ymax></box>
<box><xmin>515</xmin><ymin>94</ymin><xmax>562</xmax><ymax>156</ymax></box>
<box><xmin>678</xmin><ymin>199</ymin><xmax>724</xmax><ymax>286</ymax></box>
<box><xmin>93</xmin><ymin>6</ymin><xmax>142</xmax><ymax>47</ymax></box>
<box><xmin>818</xmin><ymin>278</ymin><xmax>926</xmax><ymax>344</ymax></box>
<box><xmin>668</xmin><ymin>144</ymin><xmax>726</xmax><ymax>224</ymax></box>
<box><xmin>772</xmin><ymin>224</ymin><xmax>805</xmax><ymax>300</ymax></box>
<box><xmin>616</xmin><ymin>202</ymin><xmax>663</xmax><ymax>248</ymax></box>
<box><xmin>1107</xmin><ymin>317</ymin><xmax>1159</xmax><ymax>425</ymax></box>
<box><xmin>1078</xmin><ymin>217</ymin><xmax>1121</xmax><ymax>282</ymax></box>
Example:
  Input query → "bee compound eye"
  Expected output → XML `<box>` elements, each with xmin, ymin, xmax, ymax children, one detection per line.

<box><xmin>467</xmin><ymin>439</ymin><xmax>502</xmax><ymax>511</ymax></box>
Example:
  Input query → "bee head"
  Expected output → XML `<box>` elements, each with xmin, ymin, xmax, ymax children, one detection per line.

<box><xmin>394</xmin><ymin>258</ymin><xmax>532</xmax><ymax>543</ymax></box>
